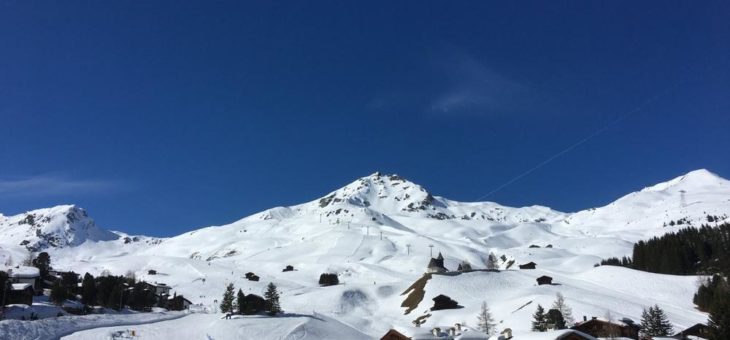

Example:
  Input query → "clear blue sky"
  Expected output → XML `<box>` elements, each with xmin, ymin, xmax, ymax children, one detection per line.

<box><xmin>1</xmin><ymin>1</ymin><xmax>728</xmax><ymax>237</ymax></box>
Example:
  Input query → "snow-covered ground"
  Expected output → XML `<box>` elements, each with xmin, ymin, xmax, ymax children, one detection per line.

<box><xmin>0</xmin><ymin>311</ymin><xmax>185</xmax><ymax>340</ymax></box>
<box><xmin>1</xmin><ymin>169</ymin><xmax>728</xmax><ymax>339</ymax></box>
<box><xmin>61</xmin><ymin>313</ymin><xmax>369</xmax><ymax>340</ymax></box>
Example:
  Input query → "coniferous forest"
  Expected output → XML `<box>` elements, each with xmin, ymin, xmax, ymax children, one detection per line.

<box><xmin>601</xmin><ymin>222</ymin><xmax>730</xmax><ymax>276</ymax></box>
<box><xmin>632</xmin><ymin>223</ymin><xmax>730</xmax><ymax>276</ymax></box>
<box><xmin>600</xmin><ymin>222</ymin><xmax>730</xmax><ymax>339</ymax></box>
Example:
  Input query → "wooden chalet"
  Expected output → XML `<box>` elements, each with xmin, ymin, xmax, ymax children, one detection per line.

<box><xmin>536</xmin><ymin>275</ymin><xmax>553</xmax><ymax>285</ymax></box>
<box><xmin>380</xmin><ymin>329</ymin><xmax>410</xmax><ymax>340</ymax></box>
<box><xmin>7</xmin><ymin>283</ymin><xmax>34</xmax><ymax>305</ymax></box>
<box><xmin>674</xmin><ymin>323</ymin><xmax>710</xmax><ymax>339</ymax></box>
<box><xmin>571</xmin><ymin>317</ymin><xmax>639</xmax><ymax>339</ymax></box>
<box><xmin>519</xmin><ymin>262</ymin><xmax>536</xmax><ymax>270</ymax></box>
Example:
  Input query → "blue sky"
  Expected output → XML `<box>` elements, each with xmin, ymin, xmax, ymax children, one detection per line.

<box><xmin>1</xmin><ymin>1</ymin><xmax>729</xmax><ymax>237</ymax></box>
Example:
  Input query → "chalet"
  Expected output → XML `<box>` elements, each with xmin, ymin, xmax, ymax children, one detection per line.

<box><xmin>154</xmin><ymin>283</ymin><xmax>171</xmax><ymax>296</ymax></box>
<box><xmin>571</xmin><ymin>317</ymin><xmax>640</xmax><ymax>339</ymax></box>
<box><xmin>167</xmin><ymin>295</ymin><xmax>192</xmax><ymax>311</ymax></box>
<box><xmin>431</xmin><ymin>294</ymin><xmax>460</xmax><ymax>310</ymax></box>
<box><xmin>537</xmin><ymin>275</ymin><xmax>553</xmax><ymax>285</ymax></box>
<box><xmin>549</xmin><ymin>330</ymin><xmax>596</xmax><ymax>340</ymax></box>
<box><xmin>380</xmin><ymin>329</ymin><xmax>410</xmax><ymax>340</ymax></box>
<box><xmin>8</xmin><ymin>266</ymin><xmax>42</xmax><ymax>295</ymax></box>
<box><xmin>7</xmin><ymin>283</ymin><xmax>34</xmax><ymax>305</ymax></box>
<box><xmin>240</xmin><ymin>294</ymin><xmax>266</xmax><ymax>314</ymax></box>
<box><xmin>282</xmin><ymin>265</ymin><xmax>294</xmax><ymax>272</ymax></box>
<box><xmin>427</xmin><ymin>252</ymin><xmax>448</xmax><ymax>273</ymax></box>
<box><xmin>519</xmin><ymin>262</ymin><xmax>536</xmax><ymax>270</ymax></box>
<box><xmin>673</xmin><ymin>323</ymin><xmax>710</xmax><ymax>339</ymax></box>
<box><xmin>148</xmin><ymin>270</ymin><xmax>157</xmax><ymax>275</ymax></box>
<box><xmin>380</xmin><ymin>324</ymin><xmax>489</xmax><ymax>339</ymax></box>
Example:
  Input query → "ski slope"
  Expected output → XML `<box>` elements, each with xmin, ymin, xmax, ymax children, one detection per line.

<box><xmin>1</xmin><ymin>169</ymin><xmax>728</xmax><ymax>339</ymax></box>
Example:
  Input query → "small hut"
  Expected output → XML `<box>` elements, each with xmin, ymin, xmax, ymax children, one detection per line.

<box><xmin>519</xmin><ymin>262</ymin><xmax>537</xmax><ymax>270</ymax></box>
<box><xmin>537</xmin><ymin>275</ymin><xmax>553</xmax><ymax>285</ymax></box>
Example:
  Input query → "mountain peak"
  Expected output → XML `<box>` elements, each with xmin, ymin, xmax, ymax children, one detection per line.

<box><xmin>0</xmin><ymin>205</ymin><xmax>119</xmax><ymax>251</ymax></box>
<box><xmin>316</xmin><ymin>173</ymin><xmax>434</xmax><ymax>212</ymax></box>
<box><xmin>642</xmin><ymin>169</ymin><xmax>727</xmax><ymax>193</ymax></box>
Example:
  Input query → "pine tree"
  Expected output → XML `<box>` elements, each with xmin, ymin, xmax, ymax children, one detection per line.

<box><xmin>264</xmin><ymin>282</ymin><xmax>281</xmax><ymax>316</ymax></box>
<box><xmin>652</xmin><ymin>305</ymin><xmax>673</xmax><ymax>336</ymax></box>
<box><xmin>81</xmin><ymin>273</ymin><xmax>97</xmax><ymax>306</ymax></box>
<box><xmin>551</xmin><ymin>293</ymin><xmax>574</xmax><ymax>326</ymax></box>
<box><xmin>49</xmin><ymin>280</ymin><xmax>67</xmax><ymax>305</ymax></box>
<box><xmin>547</xmin><ymin>309</ymin><xmax>566</xmax><ymax>330</ymax></box>
<box><xmin>641</xmin><ymin>305</ymin><xmax>673</xmax><ymax>337</ymax></box>
<box><xmin>108</xmin><ymin>284</ymin><xmax>123</xmax><ymax>310</ymax></box>
<box><xmin>640</xmin><ymin>307</ymin><xmax>652</xmax><ymax>336</ymax></box>
<box><xmin>708</xmin><ymin>293</ymin><xmax>730</xmax><ymax>340</ymax></box>
<box><xmin>236</xmin><ymin>289</ymin><xmax>246</xmax><ymax>315</ymax></box>
<box><xmin>476</xmin><ymin>301</ymin><xmax>496</xmax><ymax>335</ymax></box>
<box><xmin>32</xmin><ymin>252</ymin><xmax>51</xmax><ymax>278</ymax></box>
<box><xmin>532</xmin><ymin>304</ymin><xmax>547</xmax><ymax>332</ymax></box>
<box><xmin>220</xmin><ymin>283</ymin><xmax>235</xmax><ymax>314</ymax></box>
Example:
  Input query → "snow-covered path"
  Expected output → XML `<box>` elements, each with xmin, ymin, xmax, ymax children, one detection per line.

<box><xmin>0</xmin><ymin>311</ymin><xmax>187</xmax><ymax>340</ymax></box>
<box><xmin>61</xmin><ymin>313</ymin><xmax>370</xmax><ymax>340</ymax></box>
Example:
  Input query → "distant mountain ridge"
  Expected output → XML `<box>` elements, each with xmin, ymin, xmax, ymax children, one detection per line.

<box><xmin>1</xmin><ymin>169</ymin><xmax>729</xmax><ymax>254</ymax></box>
<box><xmin>1</xmin><ymin>169</ymin><xmax>727</xmax><ymax>336</ymax></box>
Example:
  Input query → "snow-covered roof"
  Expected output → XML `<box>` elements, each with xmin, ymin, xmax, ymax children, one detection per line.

<box><xmin>8</xmin><ymin>266</ymin><xmax>40</xmax><ymax>278</ymax></box>
<box><xmin>395</xmin><ymin>326</ymin><xmax>489</xmax><ymax>340</ymax></box>
<box><xmin>11</xmin><ymin>283</ymin><xmax>32</xmax><ymax>291</ymax></box>
<box><xmin>497</xmin><ymin>329</ymin><xmax>597</xmax><ymax>340</ymax></box>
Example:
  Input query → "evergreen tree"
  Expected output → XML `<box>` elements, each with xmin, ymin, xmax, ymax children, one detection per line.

<box><xmin>108</xmin><ymin>284</ymin><xmax>123</xmax><ymax>310</ymax></box>
<box><xmin>81</xmin><ymin>273</ymin><xmax>97</xmax><ymax>306</ymax></box>
<box><xmin>547</xmin><ymin>309</ymin><xmax>566</xmax><ymax>330</ymax></box>
<box><xmin>476</xmin><ymin>301</ymin><xmax>496</xmax><ymax>335</ymax></box>
<box><xmin>236</xmin><ymin>289</ymin><xmax>246</xmax><ymax>315</ymax></box>
<box><xmin>32</xmin><ymin>252</ymin><xmax>51</xmax><ymax>278</ymax></box>
<box><xmin>49</xmin><ymin>280</ymin><xmax>67</xmax><ymax>305</ymax></box>
<box><xmin>708</xmin><ymin>293</ymin><xmax>730</xmax><ymax>340</ymax></box>
<box><xmin>220</xmin><ymin>283</ymin><xmax>235</xmax><ymax>314</ymax></box>
<box><xmin>531</xmin><ymin>304</ymin><xmax>547</xmax><ymax>332</ymax></box>
<box><xmin>641</xmin><ymin>305</ymin><xmax>673</xmax><ymax>337</ymax></box>
<box><xmin>652</xmin><ymin>305</ymin><xmax>673</xmax><ymax>336</ymax></box>
<box><xmin>0</xmin><ymin>271</ymin><xmax>8</xmax><ymax>306</ymax></box>
<box><xmin>551</xmin><ymin>292</ymin><xmax>574</xmax><ymax>327</ymax></box>
<box><xmin>264</xmin><ymin>282</ymin><xmax>281</xmax><ymax>316</ymax></box>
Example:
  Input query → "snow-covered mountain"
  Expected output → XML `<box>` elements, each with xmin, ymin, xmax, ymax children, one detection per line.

<box><xmin>562</xmin><ymin>169</ymin><xmax>730</xmax><ymax>241</ymax></box>
<box><xmin>1</xmin><ymin>169</ymin><xmax>729</xmax><ymax>338</ymax></box>
<box><xmin>0</xmin><ymin>205</ymin><xmax>119</xmax><ymax>252</ymax></box>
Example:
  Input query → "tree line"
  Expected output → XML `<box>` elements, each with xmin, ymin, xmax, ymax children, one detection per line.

<box><xmin>598</xmin><ymin>222</ymin><xmax>730</xmax><ymax>340</ymax></box>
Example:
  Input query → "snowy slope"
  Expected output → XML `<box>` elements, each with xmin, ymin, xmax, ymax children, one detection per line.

<box><xmin>561</xmin><ymin>169</ymin><xmax>730</xmax><ymax>243</ymax></box>
<box><xmin>1</xmin><ymin>169</ymin><xmax>729</xmax><ymax>339</ymax></box>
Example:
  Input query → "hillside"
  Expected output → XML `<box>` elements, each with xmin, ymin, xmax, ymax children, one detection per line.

<box><xmin>1</xmin><ymin>169</ymin><xmax>729</xmax><ymax>338</ymax></box>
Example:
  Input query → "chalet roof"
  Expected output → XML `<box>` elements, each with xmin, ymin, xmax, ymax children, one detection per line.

<box><xmin>8</xmin><ymin>266</ymin><xmax>40</xmax><ymax>278</ymax></box>
<box><xmin>537</xmin><ymin>275</ymin><xmax>552</xmax><ymax>280</ymax></box>
<box><xmin>437</xmin><ymin>252</ymin><xmax>444</xmax><ymax>260</ymax></box>
<box><xmin>168</xmin><ymin>295</ymin><xmax>192</xmax><ymax>303</ymax></box>
<box><xmin>674</xmin><ymin>323</ymin><xmax>710</xmax><ymax>336</ymax></box>
<box><xmin>572</xmin><ymin>317</ymin><xmax>637</xmax><ymax>329</ymax></box>
<box><xmin>427</xmin><ymin>258</ymin><xmax>443</xmax><ymax>269</ymax></box>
